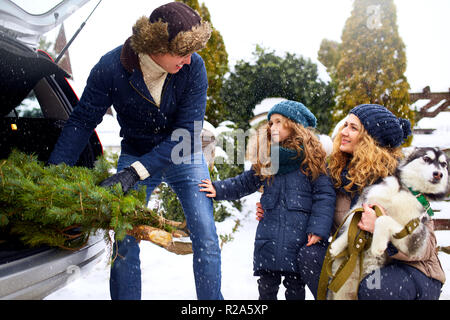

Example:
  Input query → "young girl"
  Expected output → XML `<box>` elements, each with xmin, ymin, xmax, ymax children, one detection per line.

<box><xmin>199</xmin><ymin>100</ymin><xmax>336</xmax><ymax>300</ymax></box>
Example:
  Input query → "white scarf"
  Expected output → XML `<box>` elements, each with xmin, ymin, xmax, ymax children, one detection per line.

<box><xmin>138</xmin><ymin>53</ymin><xmax>168</xmax><ymax>107</ymax></box>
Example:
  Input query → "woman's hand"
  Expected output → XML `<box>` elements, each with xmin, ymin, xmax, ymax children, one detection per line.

<box><xmin>306</xmin><ymin>234</ymin><xmax>322</xmax><ymax>246</ymax></box>
<box><xmin>358</xmin><ymin>203</ymin><xmax>386</xmax><ymax>233</ymax></box>
<box><xmin>198</xmin><ymin>179</ymin><xmax>216</xmax><ymax>198</ymax></box>
<box><xmin>256</xmin><ymin>202</ymin><xmax>265</xmax><ymax>221</ymax></box>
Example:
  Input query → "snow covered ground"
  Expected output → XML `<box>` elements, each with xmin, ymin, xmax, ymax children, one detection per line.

<box><xmin>44</xmin><ymin>189</ymin><xmax>450</xmax><ymax>300</ymax></box>
<box><xmin>45</xmin><ymin>111</ymin><xmax>450</xmax><ymax>300</ymax></box>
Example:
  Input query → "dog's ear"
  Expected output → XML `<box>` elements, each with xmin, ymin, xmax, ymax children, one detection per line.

<box><xmin>447</xmin><ymin>156</ymin><xmax>450</xmax><ymax>174</ymax></box>
<box><xmin>445</xmin><ymin>150</ymin><xmax>450</xmax><ymax>170</ymax></box>
<box><xmin>402</xmin><ymin>146</ymin><xmax>416</xmax><ymax>159</ymax></box>
<box><xmin>437</xmin><ymin>148</ymin><xmax>450</xmax><ymax>173</ymax></box>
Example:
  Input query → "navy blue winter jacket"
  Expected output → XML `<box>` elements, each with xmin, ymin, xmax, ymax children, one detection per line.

<box><xmin>49</xmin><ymin>38</ymin><xmax>207</xmax><ymax>175</ymax></box>
<box><xmin>213</xmin><ymin>168</ymin><xmax>336</xmax><ymax>275</ymax></box>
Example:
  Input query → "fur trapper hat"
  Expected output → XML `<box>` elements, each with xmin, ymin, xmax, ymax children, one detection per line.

<box><xmin>130</xmin><ymin>2</ymin><xmax>211</xmax><ymax>56</ymax></box>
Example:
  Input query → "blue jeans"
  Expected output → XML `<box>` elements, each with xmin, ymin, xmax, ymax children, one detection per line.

<box><xmin>110</xmin><ymin>153</ymin><xmax>223</xmax><ymax>300</ymax></box>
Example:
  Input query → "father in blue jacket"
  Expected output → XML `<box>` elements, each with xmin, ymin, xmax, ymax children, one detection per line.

<box><xmin>48</xmin><ymin>2</ymin><xmax>223</xmax><ymax>300</ymax></box>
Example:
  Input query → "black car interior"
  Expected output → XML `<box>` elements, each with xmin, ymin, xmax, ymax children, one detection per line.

<box><xmin>0</xmin><ymin>32</ymin><xmax>102</xmax><ymax>166</ymax></box>
<box><xmin>0</xmin><ymin>32</ymin><xmax>103</xmax><ymax>264</ymax></box>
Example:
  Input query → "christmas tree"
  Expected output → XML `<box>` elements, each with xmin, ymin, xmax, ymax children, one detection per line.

<box><xmin>0</xmin><ymin>150</ymin><xmax>190</xmax><ymax>254</ymax></box>
<box><xmin>176</xmin><ymin>0</ymin><xmax>229</xmax><ymax>127</ymax></box>
<box><xmin>318</xmin><ymin>0</ymin><xmax>414</xmax><ymax>139</ymax></box>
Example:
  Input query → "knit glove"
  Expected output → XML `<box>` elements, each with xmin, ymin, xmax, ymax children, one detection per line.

<box><xmin>99</xmin><ymin>166</ymin><xmax>140</xmax><ymax>194</ymax></box>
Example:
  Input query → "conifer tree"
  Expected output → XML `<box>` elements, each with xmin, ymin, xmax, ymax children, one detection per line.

<box><xmin>318</xmin><ymin>0</ymin><xmax>414</xmax><ymax>138</ymax></box>
<box><xmin>0</xmin><ymin>150</ymin><xmax>186</xmax><ymax>252</ymax></box>
<box><xmin>176</xmin><ymin>0</ymin><xmax>229</xmax><ymax>127</ymax></box>
<box><xmin>221</xmin><ymin>46</ymin><xmax>335</xmax><ymax>134</ymax></box>
<box><xmin>317</xmin><ymin>39</ymin><xmax>341</xmax><ymax>83</ymax></box>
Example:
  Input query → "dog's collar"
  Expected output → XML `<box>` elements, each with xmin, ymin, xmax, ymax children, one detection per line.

<box><xmin>408</xmin><ymin>187</ymin><xmax>434</xmax><ymax>216</ymax></box>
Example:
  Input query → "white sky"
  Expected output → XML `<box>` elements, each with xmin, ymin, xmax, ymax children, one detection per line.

<box><xmin>32</xmin><ymin>0</ymin><xmax>450</xmax><ymax>95</ymax></box>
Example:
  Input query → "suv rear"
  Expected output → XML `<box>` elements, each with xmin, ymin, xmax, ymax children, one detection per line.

<box><xmin>0</xmin><ymin>0</ymin><xmax>106</xmax><ymax>299</ymax></box>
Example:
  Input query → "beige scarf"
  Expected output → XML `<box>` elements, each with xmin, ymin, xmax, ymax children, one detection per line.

<box><xmin>138</xmin><ymin>53</ymin><xmax>168</xmax><ymax>107</ymax></box>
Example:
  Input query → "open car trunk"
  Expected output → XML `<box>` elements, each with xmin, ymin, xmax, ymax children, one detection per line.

<box><xmin>0</xmin><ymin>29</ymin><xmax>105</xmax><ymax>298</ymax></box>
<box><xmin>0</xmin><ymin>29</ymin><xmax>103</xmax><ymax>252</ymax></box>
<box><xmin>0</xmin><ymin>31</ymin><xmax>102</xmax><ymax>162</ymax></box>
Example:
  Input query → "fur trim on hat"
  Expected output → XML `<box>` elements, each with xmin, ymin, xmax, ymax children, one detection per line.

<box><xmin>130</xmin><ymin>16</ymin><xmax>211</xmax><ymax>56</ymax></box>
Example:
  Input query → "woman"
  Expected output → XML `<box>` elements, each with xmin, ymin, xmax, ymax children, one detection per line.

<box><xmin>258</xmin><ymin>103</ymin><xmax>445</xmax><ymax>300</ymax></box>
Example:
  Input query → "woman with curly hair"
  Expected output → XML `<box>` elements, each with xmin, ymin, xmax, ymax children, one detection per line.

<box><xmin>326</xmin><ymin>108</ymin><xmax>404</xmax><ymax>232</ymax></box>
<box><xmin>199</xmin><ymin>100</ymin><xmax>336</xmax><ymax>300</ymax></box>
<box><xmin>281</xmin><ymin>104</ymin><xmax>443</xmax><ymax>300</ymax></box>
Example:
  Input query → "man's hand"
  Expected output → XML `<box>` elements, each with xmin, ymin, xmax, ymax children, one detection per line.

<box><xmin>99</xmin><ymin>167</ymin><xmax>140</xmax><ymax>194</ymax></box>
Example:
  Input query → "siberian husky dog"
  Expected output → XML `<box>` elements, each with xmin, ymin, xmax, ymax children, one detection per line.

<box><xmin>327</xmin><ymin>147</ymin><xmax>449</xmax><ymax>299</ymax></box>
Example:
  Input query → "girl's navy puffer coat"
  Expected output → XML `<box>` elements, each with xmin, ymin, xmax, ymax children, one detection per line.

<box><xmin>213</xmin><ymin>168</ymin><xmax>336</xmax><ymax>275</ymax></box>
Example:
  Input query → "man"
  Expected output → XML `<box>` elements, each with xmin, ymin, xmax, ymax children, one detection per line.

<box><xmin>48</xmin><ymin>2</ymin><xmax>223</xmax><ymax>300</ymax></box>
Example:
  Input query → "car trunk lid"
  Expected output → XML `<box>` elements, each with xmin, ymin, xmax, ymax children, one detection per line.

<box><xmin>0</xmin><ymin>0</ymin><xmax>91</xmax><ymax>46</ymax></box>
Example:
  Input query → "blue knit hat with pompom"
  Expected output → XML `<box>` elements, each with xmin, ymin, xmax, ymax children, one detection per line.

<box><xmin>267</xmin><ymin>100</ymin><xmax>317</xmax><ymax>128</ymax></box>
<box><xmin>350</xmin><ymin>104</ymin><xmax>412</xmax><ymax>148</ymax></box>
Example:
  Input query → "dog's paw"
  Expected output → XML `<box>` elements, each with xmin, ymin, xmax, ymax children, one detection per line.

<box><xmin>370</xmin><ymin>241</ymin><xmax>387</xmax><ymax>257</ymax></box>
<box><xmin>329</xmin><ymin>242</ymin><xmax>342</xmax><ymax>257</ymax></box>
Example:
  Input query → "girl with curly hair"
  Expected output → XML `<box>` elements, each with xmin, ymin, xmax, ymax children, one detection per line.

<box><xmin>199</xmin><ymin>100</ymin><xmax>336</xmax><ymax>300</ymax></box>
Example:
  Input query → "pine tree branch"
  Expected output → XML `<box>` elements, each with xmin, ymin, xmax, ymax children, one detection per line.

<box><xmin>0</xmin><ymin>150</ymin><xmax>189</xmax><ymax>254</ymax></box>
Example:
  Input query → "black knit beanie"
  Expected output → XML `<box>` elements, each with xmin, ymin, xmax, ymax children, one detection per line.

<box><xmin>350</xmin><ymin>104</ymin><xmax>412</xmax><ymax>148</ymax></box>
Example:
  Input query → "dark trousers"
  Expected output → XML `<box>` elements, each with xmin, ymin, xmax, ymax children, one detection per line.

<box><xmin>257</xmin><ymin>271</ymin><xmax>305</xmax><ymax>300</ymax></box>
<box><xmin>358</xmin><ymin>262</ymin><xmax>442</xmax><ymax>300</ymax></box>
<box><xmin>297</xmin><ymin>241</ymin><xmax>443</xmax><ymax>300</ymax></box>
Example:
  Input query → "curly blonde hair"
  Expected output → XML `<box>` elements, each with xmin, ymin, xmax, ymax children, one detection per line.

<box><xmin>250</xmin><ymin>116</ymin><xmax>328</xmax><ymax>181</ymax></box>
<box><xmin>328</xmin><ymin>123</ymin><xmax>403</xmax><ymax>194</ymax></box>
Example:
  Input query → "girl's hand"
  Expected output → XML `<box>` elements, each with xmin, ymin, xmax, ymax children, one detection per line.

<box><xmin>198</xmin><ymin>179</ymin><xmax>216</xmax><ymax>198</ymax></box>
<box><xmin>358</xmin><ymin>203</ymin><xmax>386</xmax><ymax>233</ymax></box>
<box><xmin>306</xmin><ymin>234</ymin><xmax>322</xmax><ymax>247</ymax></box>
<box><xmin>256</xmin><ymin>202</ymin><xmax>265</xmax><ymax>221</ymax></box>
